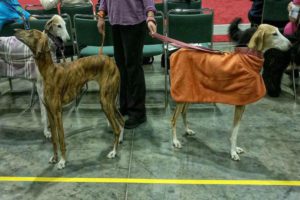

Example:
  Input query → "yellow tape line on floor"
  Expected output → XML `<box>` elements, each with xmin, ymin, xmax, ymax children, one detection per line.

<box><xmin>0</xmin><ymin>177</ymin><xmax>300</xmax><ymax>186</ymax></box>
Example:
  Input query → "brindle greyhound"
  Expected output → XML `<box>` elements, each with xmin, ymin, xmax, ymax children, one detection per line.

<box><xmin>15</xmin><ymin>29</ymin><xmax>124</xmax><ymax>169</ymax></box>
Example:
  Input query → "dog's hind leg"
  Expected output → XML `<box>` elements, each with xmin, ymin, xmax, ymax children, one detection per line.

<box><xmin>171</xmin><ymin>103</ymin><xmax>186</xmax><ymax>148</ymax></box>
<box><xmin>230</xmin><ymin>105</ymin><xmax>245</xmax><ymax>161</ymax></box>
<box><xmin>99</xmin><ymin>93</ymin><xmax>121</xmax><ymax>159</ymax></box>
<box><xmin>115</xmin><ymin>108</ymin><xmax>125</xmax><ymax>143</ymax></box>
<box><xmin>181</xmin><ymin>103</ymin><xmax>195</xmax><ymax>136</ymax></box>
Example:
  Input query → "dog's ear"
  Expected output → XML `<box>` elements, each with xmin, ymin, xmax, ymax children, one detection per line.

<box><xmin>36</xmin><ymin>33</ymin><xmax>48</xmax><ymax>57</ymax></box>
<box><xmin>248</xmin><ymin>29</ymin><xmax>264</xmax><ymax>51</ymax></box>
<box><xmin>45</xmin><ymin>18</ymin><xmax>54</xmax><ymax>32</ymax></box>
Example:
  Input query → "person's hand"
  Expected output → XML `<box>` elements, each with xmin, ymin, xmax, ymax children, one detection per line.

<box><xmin>147</xmin><ymin>21</ymin><xmax>157</xmax><ymax>34</ymax></box>
<box><xmin>29</xmin><ymin>16</ymin><xmax>37</xmax><ymax>20</ymax></box>
<box><xmin>97</xmin><ymin>17</ymin><xmax>105</xmax><ymax>35</ymax></box>
<box><xmin>288</xmin><ymin>2</ymin><xmax>293</xmax><ymax>12</ymax></box>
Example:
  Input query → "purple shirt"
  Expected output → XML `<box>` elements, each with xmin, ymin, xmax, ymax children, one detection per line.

<box><xmin>99</xmin><ymin>0</ymin><xmax>156</xmax><ymax>25</ymax></box>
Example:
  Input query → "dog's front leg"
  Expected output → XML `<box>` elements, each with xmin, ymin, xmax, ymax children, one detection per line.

<box><xmin>36</xmin><ymin>80</ymin><xmax>51</xmax><ymax>138</ymax></box>
<box><xmin>230</xmin><ymin>105</ymin><xmax>245</xmax><ymax>161</ymax></box>
<box><xmin>54</xmin><ymin>110</ymin><xmax>66</xmax><ymax>169</ymax></box>
<box><xmin>171</xmin><ymin>103</ymin><xmax>185</xmax><ymax>148</ymax></box>
<box><xmin>47</xmin><ymin>110</ymin><xmax>59</xmax><ymax>164</ymax></box>
<box><xmin>181</xmin><ymin>103</ymin><xmax>195</xmax><ymax>135</ymax></box>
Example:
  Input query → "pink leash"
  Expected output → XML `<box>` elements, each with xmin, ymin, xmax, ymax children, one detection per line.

<box><xmin>151</xmin><ymin>32</ymin><xmax>224</xmax><ymax>54</ymax></box>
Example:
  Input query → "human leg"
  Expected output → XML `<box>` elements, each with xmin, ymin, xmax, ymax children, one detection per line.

<box><xmin>112</xmin><ymin>25</ymin><xmax>128</xmax><ymax>116</ymax></box>
<box><xmin>119</xmin><ymin>21</ymin><xmax>147</xmax><ymax>128</ymax></box>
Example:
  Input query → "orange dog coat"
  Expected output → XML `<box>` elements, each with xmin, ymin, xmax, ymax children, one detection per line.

<box><xmin>170</xmin><ymin>48</ymin><xmax>265</xmax><ymax>105</ymax></box>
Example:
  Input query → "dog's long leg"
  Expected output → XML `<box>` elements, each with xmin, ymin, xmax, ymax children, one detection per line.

<box><xmin>171</xmin><ymin>103</ymin><xmax>185</xmax><ymax>148</ymax></box>
<box><xmin>115</xmin><ymin>107</ymin><xmax>125</xmax><ymax>143</ymax></box>
<box><xmin>230</xmin><ymin>105</ymin><xmax>245</xmax><ymax>161</ymax></box>
<box><xmin>104</xmin><ymin>105</ymin><xmax>121</xmax><ymax>159</ymax></box>
<box><xmin>181</xmin><ymin>103</ymin><xmax>195</xmax><ymax>136</ymax></box>
<box><xmin>99</xmin><ymin>94</ymin><xmax>121</xmax><ymax>159</ymax></box>
<box><xmin>36</xmin><ymin>80</ymin><xmax>51</xmax><ymax>138</ymax></box>
<box><xmin>54</xmin><ymin>109</ymin><xmax>66</xmax><ymax>169</ymax></box>
<box><xmin>47</xmin><ymin>110</ymin><xmax>59</xmax><ymax>165</ymax></box>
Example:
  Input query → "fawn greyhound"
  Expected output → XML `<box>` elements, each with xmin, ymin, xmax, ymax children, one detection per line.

<box><xmin>15</xmin><ymin>29</ymin><xmax>124</xmax><ymax>169</ymax></box>
<box><xmin>170</xmin><ymin>24</ymin><xmax>291</xmax><ymax>161</ymax></box>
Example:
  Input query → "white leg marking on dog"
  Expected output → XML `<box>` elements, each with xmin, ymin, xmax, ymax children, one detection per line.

<box><xmin>185</xmin><ymin>128</ymin><xmax>195</xmax><ymax>136</ymax></box>
<box><xmin>182</xmin><ymin>103</ymin><xmax>195</xmax><ymax>136</ymax></box>
<box><xmin>172</xmin><ymin>116</ymin><xmax>182</xmax><ymax>148</ymax></box>
<box><xmin>106</xmin><ymin>119</ymin><xmax>110</xmax><ymax>127</ymax></box>
<box><xmin>230</xmin><ymin>106</ymin><xmax>245</xmax><ymax>161</ymax></box>
<box><xmin>57</xmin><ymin>158</ymin><xmax>66</xmax><ymax>169</ymax></box>
<box><xmin>231</xmin><ymin>122</ymin><xmax>240</xmax><ymax>161</ymax></box>
<box><xmin>173</xmin><ymin>137</ymin><xmax>182</xmax><ymax>148</ymax></box>
<box><xmin>119</xmin><ymin>126</ymin><xmax>124</xmax><ymax>143</ymax></box>
<box><xmin>36</xmin><ymin>78</ymin><xmax>51</xmax><ymax>138</ymax></box>
<box><xmin>236</xmin><ymin>147</ymin><xmax>244</xmax><ymax>154</ymax></box>
<box><xmin>49</xmin><ymin>156</ymin><xmax>58</xmax><ymax>164</ymax></box>
<box><xmin>107</xmin><ymin>150</ymin><xmax>116</xmax><ymax>158</ymax></box>
<box><xmin>44</xmin><ymin>129</ymin><xmax>51</xmax><ymax>139</ymax></box>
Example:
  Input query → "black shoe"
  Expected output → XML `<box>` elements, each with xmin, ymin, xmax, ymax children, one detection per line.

<box><xmin>119</xmin><ymin>108</ymin><xmax>128</xmax><ymax>116</ymax></box>
<box><xmin>124</xmin><ymin>115</ymin><xmax>147</xmax><ymax>129</ymax></box>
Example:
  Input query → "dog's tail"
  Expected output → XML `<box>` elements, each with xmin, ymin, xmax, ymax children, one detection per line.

<box><xmin>99</xmin><ymin>25</ymin><xmax>105</xmax><ymax>55</ymax></box>
<box><xmin>228</xmin><ymin>18</ymin><xmax>243</xmax><ymax>43</ymax></box>
<box><xmin>228</xmin><ymin>17</ymin><xmax>257</xmax><ymax>46</ymax></box>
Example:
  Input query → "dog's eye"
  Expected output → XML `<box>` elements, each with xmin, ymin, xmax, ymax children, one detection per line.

<box><xmin>57</xmin><ymin>25</ymin><xmax>62</xmax><ymax>28</ymax></box>
<box><xmin>272</xmin><ymin>33</ymin><xmax>278</xmax><ymax>36</ymax></box>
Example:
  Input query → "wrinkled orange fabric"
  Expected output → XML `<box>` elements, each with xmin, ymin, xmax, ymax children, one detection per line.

<box><xmin>170</xmin><ymin>48</ymin><xmax>265</xmax><ymax>105</ymax></box>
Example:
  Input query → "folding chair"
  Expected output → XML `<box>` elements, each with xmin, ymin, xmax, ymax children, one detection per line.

<box><xmin>155</xmin><ymin>0</ymin><xmax>202</xmax><ymax>13</ymax></box>
<box><xmin>261</xmin><ymin>0</ymin><xmax>290</xmax><ymax>31</ymax></box>
<box><xmin>166</xmin><ymin>8</ymin><xmax>214</xmax><ymax>107</ymax></box>
<box><xmin>25</xmin><ymin>4</ymin><xmax>58</xmax><ymax>15</ymax></box>
<box><xmin>74</xmin><ymin>14</ymin><xmax>113</xmax><ymax>58</ymax></box>
<box><xmin>61</xmin><ymin>3</ymin><xmax>94</xmax><ymax>27</ymax></box>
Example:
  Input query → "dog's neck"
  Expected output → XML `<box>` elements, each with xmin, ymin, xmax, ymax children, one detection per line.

<box><xmin>34</xmin><ymin>32</ymin><xmax>63</xmax><ymax>78</ymax></box>
<box><xmin>34</xmin><ymin>41</ymin><xmax>55</xmax><ymax>78</ymax></box>
<box><xmin>45</xmin><ymin>30</ymin><xmax>65</xmax><ymax>53</ymax></box>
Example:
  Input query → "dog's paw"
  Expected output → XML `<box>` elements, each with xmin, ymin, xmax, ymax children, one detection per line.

<box><xmin>236</xmin><ymin>147</ymin><xmax>244</xmax><ymax>154</ymax></box>
<box><xmin>57</xmin><ymin>159</ymin><xmax>66</xmax><ymax>170</ymax></box>
<box><xmin>185</xmin><ymin>128</ymin><xmax>195</xmax><ymax>136</ymax></box>
<box><xmin>44</xmin><ymin>130</ymin><xmax>51</xmax><ymax>139</ymax></box>
<box><xmin>173</xmin><ymin>139</ymin><xmax>182</xmax><ymax>149</ymax></box>
<box><xmin>231</xmin><ymin>151</ymin><xmax>240</xmax><ymax>161</ymax></box>
<box><xmin>49</xmin><ymin>156</ymin><xmax>58</xmax><ymax>164</ymax></box>
<box><xmin>107</xmin><ymin>150</ymin><xmax>116</xmax><ymax>159</ymax></box>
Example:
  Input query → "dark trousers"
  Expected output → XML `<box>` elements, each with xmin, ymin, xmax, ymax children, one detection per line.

<box><xmin>112</xmin><ymin>21</ymin><xmax>146</xmax><ymax>118</ymax></box>
<box><xmin>248</xmin><ymin>12</ymin><xmax>288</xmax><ymax>29</ymax></box>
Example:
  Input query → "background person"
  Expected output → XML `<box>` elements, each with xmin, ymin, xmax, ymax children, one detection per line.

<box><xmin>248</xmin><ymin>0</ymin><xmax>288</xmax><ymax>28</ymax></box>
<box><xmin>284</xmin><ymin>0</ymin><xmax>300</xmax><ymax>36</ymax></box>
<box><xmin>248</xmin><ymin>0</ymin><xmax>264</xmax><ymax>26</ymax></box>
<box><xmin>0</xmin><ymin>0</ymin><xmax>31</xmax><ymax>31</ymax></box>
<box><xmin>39</xmin><ymin>0</ymin><xmax>91</xmax><ymax>10</ymax></box>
